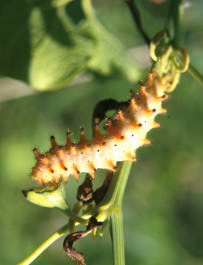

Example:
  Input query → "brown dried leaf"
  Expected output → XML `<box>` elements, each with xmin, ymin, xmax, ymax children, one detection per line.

<box><xmin>63</xmin><ymin>231</ymin><xmax>87</xmax><ymax>265</ymax></box>
<box><xmin>63</xmin><ymin>217</ymin><xmax>103</xmax><ymax>265</ymax></box>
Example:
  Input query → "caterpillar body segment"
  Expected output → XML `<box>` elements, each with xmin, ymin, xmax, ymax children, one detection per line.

<box><xmin>31</xmin><ymin>69</ymin><xmax>171</xmax><ymax>184</ymax></box>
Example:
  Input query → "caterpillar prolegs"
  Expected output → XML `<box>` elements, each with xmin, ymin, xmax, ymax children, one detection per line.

<box><xmin>32</xmin><ymin>68</ymin><xmax>171</xmax><ymax>184</ymax></box>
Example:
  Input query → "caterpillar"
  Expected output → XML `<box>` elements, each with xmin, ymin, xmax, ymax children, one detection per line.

<box><xmin>32</xmin><ymin>68</ymin><xmax>171</xmax><ymax>184</ymax></box>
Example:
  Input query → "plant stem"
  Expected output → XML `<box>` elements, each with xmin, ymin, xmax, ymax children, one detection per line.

<box><xmin>125</xmin><ymin>0</ymin><xmax>150</xmax><ymax>45</ymax></box>
<box><xmin>98</xmin><ymin>161</ymin><xmax>133</xmax><ymax>208</ymax></box>
<box><xmin>18</xmin><ymin>161</ymin><xmax>133</xmax><ymax>265</ymax></box>
<box><xmin>99</xmin><ymin>161</ymin><xmax>132</xmax><ymax>265</ymax></box>
<box><xmin>17</xmin><ymin>224</ymin><xmax>69</xmax><ymax>265</ymax></box>
<box><xmin>187</xmin><ymin>63</ymin><xmax>203</xmax><ymax>87</ymax></box>
<box><xmin>109</xmin><ymin>206</ymin><xmax>125</xmax><ymax>265</ymax></box>
<box><xmin>166</xmin><ymin>0</ymin><xmax>182</xmax><ymax>46</ymax></box>
<box><xmin>82</xmin><ymin>0</ymin><xmax>95</xmax><ymax>19</ymax></box>
<box><xmin>111</xmin><ymin>161</ymin><xmax>133</xmax><ymax>207</ymax></box>
<box><xmin>109</xmin><ymin>161</ymin><xmax>132</xmax><ymax>265</ymax></box>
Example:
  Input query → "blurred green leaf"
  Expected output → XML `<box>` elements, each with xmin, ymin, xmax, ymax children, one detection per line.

<box><xmin>52</xmin><ymin>0</ymin><xmax>73</xmax><ymax>8</ymax></box>
<box><xmin>22</xmin><ymin>183</ymin><xmax>69</xmax><ymax>209</ymax></box>
<box><xmin>0</xmin><ymin>1</ymin><xmax>94</xmax><ymax>91</ymax></box>
<box><xmin>0</xmin><ymin>0</ymin><xmax>141</xmax><ymax>92</ymax></box>
<box><xmin>83</xmin><ymin>0</ymin><xmax>142</xmax><ymax>81</ymax></box>
<box><xmin>29</xmin><ymin>6</ymin><xmax>95</xmax><ymax>91</ymax></box>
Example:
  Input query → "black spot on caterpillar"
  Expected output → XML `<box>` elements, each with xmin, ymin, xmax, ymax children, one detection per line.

<box><xmin>31</xmin><ymin>69</ymin><xmax>170</xmax><ymax>184</ymax></box>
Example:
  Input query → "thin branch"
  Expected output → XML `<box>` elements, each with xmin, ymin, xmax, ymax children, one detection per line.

<box><xmin>125</xmin><ymin>0</ymin><xmax>151</xmax><ymax>45</ymax></box>
<box><xmin>188</xmin><ymin>63</ymin><xmax>203</xmax><ymax>87</ymax></box>
<box><xmin>165</xmin><ymin>0</ymin><xmax>182</xmax><ymax>46</ymax></box>
<box><xmin>17</xmin><ymin>224</ymin><xmax>69</xmax><ymax>265</ymax></box>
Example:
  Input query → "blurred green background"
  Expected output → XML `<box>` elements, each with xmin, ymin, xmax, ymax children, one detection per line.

<box><xmin>0</xmin><ymin>0</ymin><xmax>203</xmax><ymax>265</ymax></box>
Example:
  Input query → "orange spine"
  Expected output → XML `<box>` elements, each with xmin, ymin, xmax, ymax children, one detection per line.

<box><xmin>31</xmin><ymin>69</ymin><xmax>170</xmax><ymax>184</ymax></box>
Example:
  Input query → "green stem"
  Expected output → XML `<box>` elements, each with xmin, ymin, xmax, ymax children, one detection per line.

<box><xmin>109</xmin><ymin>161</ymin><xmax>132</xmax><ymax>265</ymax></box>
<box><xmin>81</xmin><ymin>161</ymin><xmax>132</xmax><ymax>264</ymax></box>
<box><xmin>187</xmin><ymin>63</ymin><xmax>203</xmax><ymax>87</ymax></box>
<box><xmin>17</xmin><ymin>223</ymin><xmax>69</xmax><ymax>265</ymax></box>
<box><xmin>61</xmin><ymin>208</ymin><xmax>88</xmax><ymax>225</ymax></box>
<box><xmin>69</xmin><ymin>201</ymin><xmax>84</xmax><ymax>233</ymax></box>
<box><xmin>109</xmin><ymin>206</ymin><xmax>125</xmax><ymax>265</ymax></box>
<box><xmin>82</xmin><ymin>0</ymin><xmax>95</xmax><ymax>19</ymax></box>
<box><xmin>166</xmin><ymin>0</ymin><xmax>182</xmax><ymax>46</ymax></box>
<box><xmin>99</xmin><ymin>161</ymin><xmax>132</xmax><ymax>265</ymax></box>
<box><xmin>98</xmin><ymin>161</ymin><xmax>133</xmax><ymax>208</ymax></box>
<box><xmin>19</xmin><ymin>161</ymin><xmax>133</xmax><ymax>265</ymax></box>
<box><xmin>111</xmin><ymin>161</ymin><xmax>133</xmax><ymax>207</ymax></box>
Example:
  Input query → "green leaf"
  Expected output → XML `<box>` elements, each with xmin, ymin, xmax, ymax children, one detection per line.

<box><xmin>29</xmin><ymin>6</ymin><xmax>94</xmax><ymax>90</ymax></box>
<box><xmin>0</xmin><ymin>0</ymin><xmax>141</xmax><ymax>92</ymax></box>
<box><xmin>0</xmin><ymin>1</ymin><xmax>94</xmax><ymax>91</ymax></box>
<box><xmin>22</xmin><ymin>182</ymin><xmax>69</xmax><ymax>209</ymax></box>
<box><xmin>82</xmin><ymin>0</ymin><xmax>142</xmax><ymax>82</ymax></box>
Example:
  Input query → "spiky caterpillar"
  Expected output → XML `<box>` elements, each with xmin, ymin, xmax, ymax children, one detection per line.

<box><xmin>32</xmin><ymin>69</ymin><xmax>170</xmax><ymax>184</ymax></box>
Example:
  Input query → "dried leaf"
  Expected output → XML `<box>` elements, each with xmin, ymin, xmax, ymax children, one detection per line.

<box><xmin>63</xmin><ymin>217</ymin><xmax>103</xmax><ymax>265</ymax></box>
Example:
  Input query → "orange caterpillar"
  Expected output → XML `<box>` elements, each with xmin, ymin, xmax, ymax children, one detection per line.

<box><xmin>32</xmin><ymin>69</ymin><xmax>170</xmax><ymax>184</ymax></box>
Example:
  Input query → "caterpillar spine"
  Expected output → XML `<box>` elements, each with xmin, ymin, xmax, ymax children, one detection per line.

<box><xmin>31</xmin><ymin>69</ymin><xmax>170</xmax><ymax>184</ymax></box>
